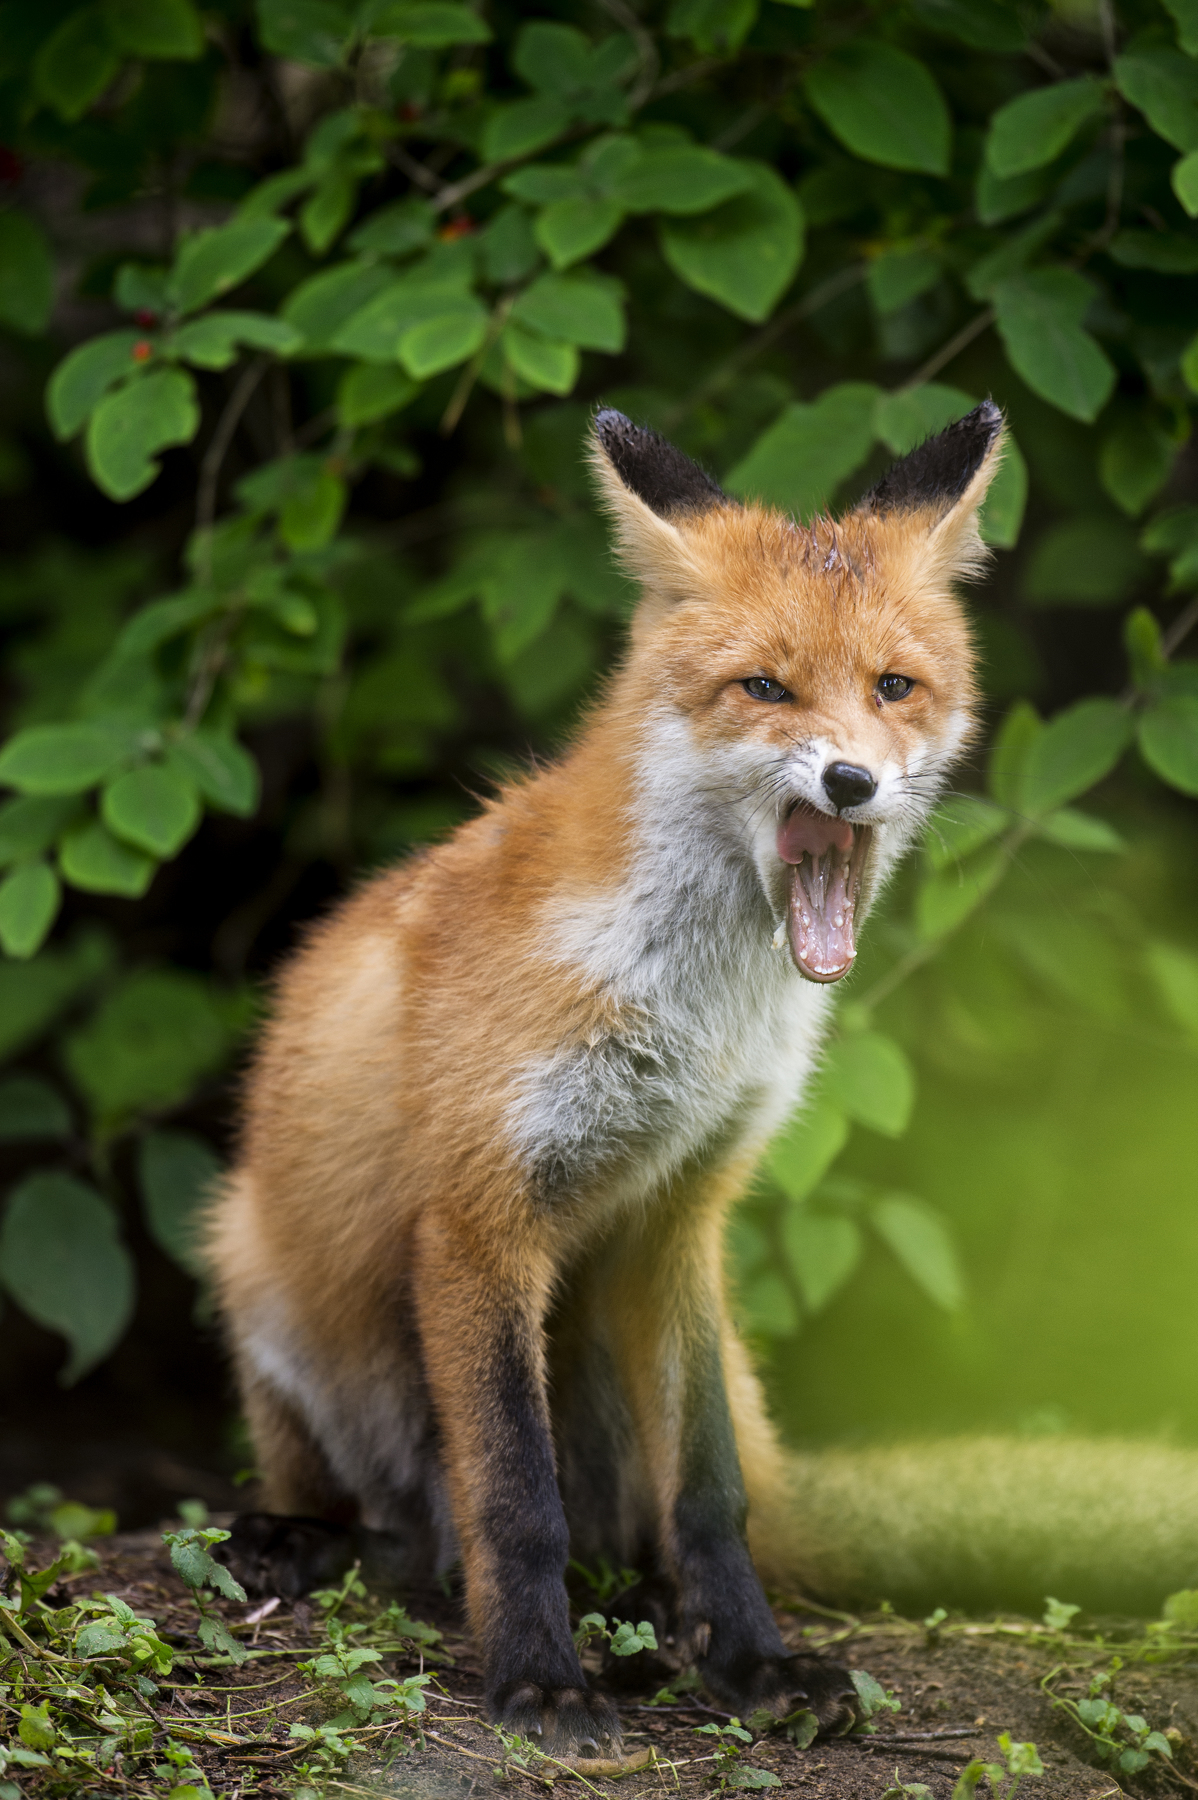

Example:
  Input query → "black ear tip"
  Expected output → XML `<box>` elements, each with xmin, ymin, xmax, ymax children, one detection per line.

<box><xmin>590</xmin><ymin>406</ymin><xmax>726</xmax><ymax>519</ymax></box>
<box><xmin>863</xmin><ymin>397</ymin><xmax>1004</xmax><ymax>518</ymax></box>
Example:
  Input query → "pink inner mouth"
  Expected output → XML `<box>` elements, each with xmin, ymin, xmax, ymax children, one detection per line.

<box><xmin>775</xmin><ymin>804</ymin><xmax>870</xmax><ymax>983</ymax></box>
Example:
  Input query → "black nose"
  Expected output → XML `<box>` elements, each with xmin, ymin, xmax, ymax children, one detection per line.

<box><xmin>822</xmin><ymin>761</ymin><xmax>877</xmax><ymax>810</ymax></box>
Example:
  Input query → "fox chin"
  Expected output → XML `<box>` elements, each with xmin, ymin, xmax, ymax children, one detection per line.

<box><xmin>205</xmin><ymin>400</ymin><xmax>1003</xmax><ymax>1757</ymax></box>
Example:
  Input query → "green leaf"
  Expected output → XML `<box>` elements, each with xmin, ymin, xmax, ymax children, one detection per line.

<box><xmin>925</xmin><ymin>794</ymin><xmax>1009</xmax><ymax>870</ymax></box>
<box><xmin>1138</xmin><ymin>693</ymin><xmax>1198</xmax><ymax>795</ymax></box>
<box><xmin>871</xmin><ymin>1195</ymin><xmax>963</xmax><ymax>1310</ymax></box>
<box><xmin>511</xmin><ymin>270</ymin><xmax>625</xmax><ymax>351</ymax></box>
<box><xmin>0</xmin><ymin>1173</ymin><xmax>134</xmax><ymax>1383</ymax></box>
<box><xmin>257</xmin><ymin>0</ymin><xmax>353</xmax><ymax>65</ymax></box>
<box><xmin>1100</xmin><ymin>411</ymin><xmax>1178</xmax><ymax>517</ymax></box>
<box><xmin>613</xmin><ymin>145</ymin><xmax>755</xmax><ymax>214</ymax></box>
<box><xmin>102</xmin><ymin>764</ymin><xmax>201</xmax><ymax>857</ymax></box>
<box><xmin>168</xmin><ymin>217</ymin><xmax>291</xmax><ymax>315</ymax></box>
<box><xmin>782</xmin><ymin>1209</ymin><xmax>862</xmax><ymax>1313</ymax></box>
<box><xmin>804</xmin><ymin>43</ymin><xmax>951</xmax><ymax>175</ymax></box>
<box><xmin>821</xmin><ymin>1031</ymin><xmax>915</xmax><ymax>1136</ymax></box>
<box><xmin>482</xmin><ymin>96</ymin><xmax>571</xmax><ymax>164</ymax></box>
<box><xmin>851</xmin><ymin>1668</ymin><xmax>902</xmax><ymax>1717</ymax></box>
<box><xmin>991</xmin><ymin>270</ymin><xmax>1116</xmax><ymax>422</ymax></box>
<box><xmin>1020</xmin><ymin>698</ymin><xmax>1133</xmax><ymax>815</ymax></box>
<box><xmin>34</xmin><ymin>5</ymin><xmax>121</xmax><ymax>121</ymax></box>
<box><xmin>46</xmin><ymin>332</ymin><xmax>144</xmax><ymax>441</ymax></box>
<box><xmin>736</xmin><ymin>1270</ymin><xmax>799</xmax><ymax>1337</ymax></box>
<box><xmin>1174</xmin><ymin>148</ymin><xmax>1198</xmax><ymax>216</ymax></box>
<box><xmin>64</xmin><ymin>969</ymin><xmax>229</xmax><ymax>1122</ymax></box>
<box><xmin>375</xmin><ymin>2</ymin><xmax>491</xmax><ymax>44</ymax></box>
<box><xmin>60</xmin><ymin>820</ymin><xmax>156</xmax><ymax>897</ymax></box>
<box><xmin>333</xmin><ymin>277</ymin><xmax>485</xmax><ymax>363</ymax></box>
<box><xmin>0</xmin><ymin>721</ymin><xmax>140</xmax><ymax>796</ymax></box>
<box><xmin>978</xmin><ymin>436</ymin><xmax>1028</xmax><ymax>549</ymax></box>
<box><xmin>0</xmin><ymin>796</ymin><xmax>82</xmax><ymax>862</ymax></box>
<box><xmin>1032</xmin><ymin>807</ymin><xmax>1125</xmax><ymax>853</ymax></box>
<box><xmin>668</xmin><ymin>0</ymin><xmax>757</xmax><ymax>53</ymax></box>
<box><xmin>985</xmin><ymin>77</ymin><xmax>1106</xmax><ymax>179</ymax></box>
<box><xmin>282</xmin><ymin>259</ymin><xmax>397</xmax><ymax>350</ymax></box>
<box><xmin>0</xmin><ymin>932</ymin><xmax>112</xmax><ymax>1063</ymax></box>
<box><xmin>502</xmin><ymin>320</ymin><xmax>579</xmax><ymax>394</ymax></box>
<box><xmin>916</xmin><ymin>843</ymin><xmax>1007</xmax><ymax>939</ymax></box>
<box><xmin>0</xmin><ymin>862</ymin><xmax>61</xmax><ymax>960</ymax></box>
<box><xmin>337</xmin><ymin>362</ymin><xmax>419</xmax><ymax>425</ymax></box>
<box><xmin>301</xmin><ymin>167</ymin><xmax>357</xmax><ymax>255</ymax></box>
<box><xmin>726</xmin><ymin>382</ymin><xmax>878</xmax><ymax>515</ymax></box>
<box><xmin>535</xmin><ymin>196</ymin><xmax>624</xmax><ymax>270</ymax></box>
<box><xmin>765</xmin><ymin>1095</ymin><xmax>848</xmax><ymax>1201</ymax></box>
<box><xmin>866</xmin><ymin>247</ymin><xmax>940</xmax><ymax>314</ymax></box>
<box><xmin>1164</xmin><ymin>0</ymin><xmax>1198</xmax><ymax>54</ymax></box>
<box><xmin>399</xmin><ymin>309</ymin><xmax>489</xmax><ymax>379</ymax></box>
<box><xmin>348</xmin><ymin>197</ymin><xmax>436</xmax><ymax>257</ymax></box>
<box><xmin>0</xmin><ymin>213</ymin><xmax>54</xmax><ymax>336</ymax></box>
<box><xmin>873</xmin><ymin>382</ymin><xmax>973</xmax><ymax>454</ymax></box>
<box><xmin>660</xmin><ymin>161</ymin><xmax>804</xmax><ymax>323</ymax></box>
<box><xmin>167</xmin><ymin>735</ymin><xmax>260</xmax><ymax>817</ymax></box>
<box><xmin>988</xmin><ymin>700</ymin><xmax>1041</xmax><ymax>807</ymax></box>
<box><xmin>1110</xmin><ymin>229</ymin><xmax>1198</xmax><ymax>274</ymax></box>
<box><xmin>139</xmin><ymin>1129</ymin><xmax>221</xmax><ymax>1276</ymax></box>
<box><xmin>86</xmin><ymin>367</ymin><xmax>200</xmax><ymax>501</ymax></box>
<box><xmin>0</xmin><ymin>1076</ymin><xmax>72</xmax><ymax>1142</ymax></box>
<box><xmin>1115</xmin><ymin>48</ymin><xmax>1198</xmax><ymax>153</ymax></box>
<box><xmin>102</xmin><ymin>0</ymin><xmax>203</xmax><ymax>58</ymax></box>
<box><xmin>166</xmin><ymin>311</ymin><xmax>302</xmax><ymax>370</ymax></box>
<box><xmin>1024</xmin><ymin>516</ymin><xmax>1147</xmax><ymax>607</ymax></box>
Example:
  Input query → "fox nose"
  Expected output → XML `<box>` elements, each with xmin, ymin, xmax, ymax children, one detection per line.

<box><xmin>822</xmin><ymin>761</ymin><xmax>877</xmax><ymax>810</ymax></box>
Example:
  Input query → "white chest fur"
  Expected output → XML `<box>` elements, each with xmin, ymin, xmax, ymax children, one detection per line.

<box><xmin>502</xmin><ymin>725</ymin><xmax>836</xmax><ymax>1209</ymax></box>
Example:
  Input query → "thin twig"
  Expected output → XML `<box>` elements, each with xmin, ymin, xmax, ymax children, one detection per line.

<box><xmin>900</xmin><ymin>307</ymin><xmax>996</xmax><ymax>393</ymax></box>
<box><xmin>594</xmin><ymin>0</ymin><xmax>660</xmax><ymax>108</ymax></box>
<box><xmin>195</xmin><ymin>355</ymin><xmax>270</xmax><ymax>580</ymax></box>
<box><xmin>1162</xmin><ymin>593</ymin><xmax>1198</xmax><ymax>659</ymax></box>
<box><xmin>661</xmin><ymin>263</ymin><xmax>869</xmax><ymax>428</ymax></box>
<box><xmin>388</xmin><ymin>140</ymin><xmax>445</xmax><ymax>196</ymax></box>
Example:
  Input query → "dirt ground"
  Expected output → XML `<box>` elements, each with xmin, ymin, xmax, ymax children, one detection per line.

<box><xmin>21</xmin><ymin>1530</ymin><xmax>1198</xmax><ymax>1800</ymax></box>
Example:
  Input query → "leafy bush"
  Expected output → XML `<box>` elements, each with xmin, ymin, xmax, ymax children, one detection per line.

<box><xmin>0</xmin><ymin>0</ymin><xmax>1195</xmax><ymax>1393</ymax></box>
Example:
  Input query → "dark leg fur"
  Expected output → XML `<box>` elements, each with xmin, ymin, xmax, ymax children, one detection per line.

<box><xmin>670</xmin><ymin>1331</ymin><xmax>858</xmax><ymax>1735</ymax></box>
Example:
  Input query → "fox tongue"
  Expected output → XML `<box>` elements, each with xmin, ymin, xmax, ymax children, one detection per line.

<box><xmin>776</xmin><ymin>806</ymin><xmax>857</xmax><ymax>984</ymax></box>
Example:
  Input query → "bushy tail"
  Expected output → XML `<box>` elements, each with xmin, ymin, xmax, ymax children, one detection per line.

<box><xmin>749</xmin><ymin>1437</ymin><xmax>1198</xmax><ymax>1618</ymax></box>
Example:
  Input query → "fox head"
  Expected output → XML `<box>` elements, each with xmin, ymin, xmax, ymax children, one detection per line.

<box><xmin>590</xmin><ymin>402</ymin><xmax>1002</xmax><ymax>983</ymax></box>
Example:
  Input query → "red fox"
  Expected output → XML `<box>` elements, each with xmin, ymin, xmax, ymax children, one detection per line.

<box><xmin>208</xmin><ymin>401</ymin><xmax>1002</xmax><ymax>1757</ymax></box>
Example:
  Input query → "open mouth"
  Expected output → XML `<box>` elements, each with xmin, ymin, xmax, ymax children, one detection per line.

<box><xmin>775</xmin><ymin>803</ymin><xmax>872</xmax><ymax>983</ymax></box>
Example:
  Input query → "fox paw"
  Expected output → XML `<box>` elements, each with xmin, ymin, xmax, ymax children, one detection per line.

<box><xmin>704</xmin><ymin>1651</ymin><xmax>860</xmax><ymax>1739</ymax></box>
<box><xmin>215</xmin><ymin>1512</ymin><xmax>356</xmax><ymax>1599</ymax></box>
<box><xmin>492</xmin><ymin>1681</ymin><xmax>623</xmax><ymax>1759</ymax></box>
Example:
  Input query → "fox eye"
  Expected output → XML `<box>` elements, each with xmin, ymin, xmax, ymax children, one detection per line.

<box><xmin>743</xmin><ymin>676</ymin><xmax>790</xmax><ymax>703</ymax></box>
<box><xmin>877</xmin><ymin>673</ymin><xmax>915</xmax><ymax>702</ymax></box>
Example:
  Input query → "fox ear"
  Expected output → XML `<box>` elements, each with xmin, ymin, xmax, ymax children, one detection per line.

<box><xmin>857</xmin><ymin>399</ymin><xmax>1005</xmax><ymax>578</ymax></box>
<box><xmin>589</xmin><ymin>409</ymin><xmax>729</xmax><ymax>605</ymax></box>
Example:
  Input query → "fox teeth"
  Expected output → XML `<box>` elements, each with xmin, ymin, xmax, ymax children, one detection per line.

<box><xmin>772</xmin><ymin>918</ymin><xmax>787</xmax><ymax>951</ymax></box>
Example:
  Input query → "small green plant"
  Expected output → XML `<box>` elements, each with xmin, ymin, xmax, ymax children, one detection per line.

<box><xmin>952</xmin><ymin>1734</ymin><xmax>1044</xmax><ymax>1799</ymax></box>
<box><xmin>573</xmin><ymin>1612</ymin><xmax>658</xmax><ymax>1656</ymax></box>
<box><xmin>881</xmin><ymin>1775</ymin><xmax>932</xmax><ymax>1799</ymax></box>
<box><xmin>569</xmin><ymin>1557</ymin><xmax>640</xmax><ymax>1605</ymax></box>
<box><xmin>1041</xmin><ymin>1597</ymin><xmax>1081</xmax><ymax>1633</ymax></box>
<box><xmin>694</xmin><ymin>1718</ymin><xmax>782</xmax><ymax>1790</ymax></box>
<box><xmin>1044</xmin><ymin>1659</ymin><xmax>1175</xmax><ymax>1776</ymax></box>
<box><xmin>299</xmin><ymin>1612</ymin><xmax>430</xmax><ymax>1725</ymax></box>
<box><xmin>162</xmin><ymin>1524</ymin><xmax>248</xmax><ymax>1662</ymax></box>
<box><xmin>288</xmin><ymin>1720</ymin><xmax>355</xmax><ymax>1798</ymax></box>
<box><xmin>5</xmin><ymin>1485</ymin><xmax>116</xmax><ymax>1543</ymax></box>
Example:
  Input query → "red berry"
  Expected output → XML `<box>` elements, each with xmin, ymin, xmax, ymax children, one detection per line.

<box><xmin>132</xmin><ymin>340</ymin><xmax>153</xmax><ymax>361</ymax></box>
<box><xmin>134</xmin><ymin>309</ymin><xmax>158</xmax><ymax>327</ymax></box>
<box><xmin>438</xmin><ymin>214</ymin><xmax>476</xmax><ymax>241</ymax></box>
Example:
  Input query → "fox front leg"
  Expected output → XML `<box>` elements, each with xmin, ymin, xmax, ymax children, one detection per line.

<box><xmin>413</xmin><ymin>1221</ymin><xmax>621</xmax><ymax>1759</ymax></box>
<box><xmin>607</xmin><ymin>1208</ymin><xmax>859</xmax><ymax>1736</ymax></box>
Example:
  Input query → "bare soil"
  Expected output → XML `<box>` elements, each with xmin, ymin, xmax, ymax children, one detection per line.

<box><xmin>44</xmin><ymin>1532</ymin><xmax>1198</xmax><ymax>1800</ymax></box>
